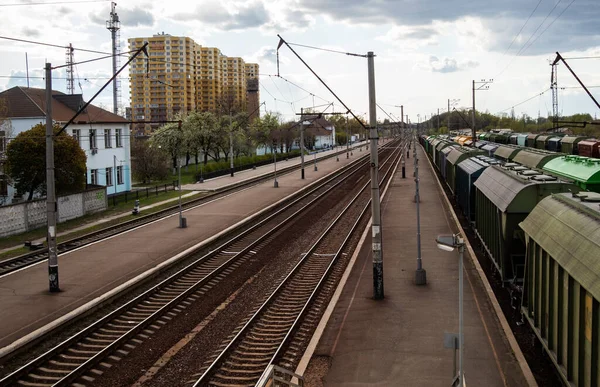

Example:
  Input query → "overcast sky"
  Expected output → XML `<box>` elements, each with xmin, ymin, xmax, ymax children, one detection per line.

<box><xmin>1</xmin><ymin>0</ymin><xmax>599</xmax><ymax>124</ymax></box>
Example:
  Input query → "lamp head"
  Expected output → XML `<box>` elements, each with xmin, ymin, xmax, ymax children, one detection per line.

<box><xmin>436</xmin><ymin>234</ymin><xmax>460</xmax><ymax>251</ymax></box>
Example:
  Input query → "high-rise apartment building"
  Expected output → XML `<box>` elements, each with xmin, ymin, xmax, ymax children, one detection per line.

<box><xmin>128</xmin><ymin>33</ymin><xmax>259</xmax><ymax>135</ymax></box>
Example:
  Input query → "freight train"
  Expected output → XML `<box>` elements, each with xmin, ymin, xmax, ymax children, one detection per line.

<box><xmin>472</xmin><ymin>132</ymin><xmax>600</xmax><ymax>158</ymax></box>
<box><xmin>420</xmin><ymin>134</ymin><xmax>600</xmax><ymax>387</ymax></box>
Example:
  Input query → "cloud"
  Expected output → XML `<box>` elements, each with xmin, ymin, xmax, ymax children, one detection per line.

<box><xmin>255</xmin><ymin>47</ymin><xmax>277</xmax><ymax>64</ymax></box>
<box><xmin>378</xmin><ymin>25</ymin><xmax>439</xmax><ymax>49</ymax></box>
<box><xmin>266</xmin><ymin>8</ymin><xmax>312</xmax><ymax>31</ymax></box>
<box><xmin>295</xmin><ymin>0</ymin><xmax>600</xmax><ymax>53</ymax></box>
<box><xmin>119</xmin><ymin>6</ymin><xmax>154</xmax><ymax>27</ymax></box>
<box><xmin>418</xmin><ymin>56</ymin><xmax>479</xmax><ymax>73</ymax></box>
<box><xmin>174</xmin><ymin>1</ymin><xmax>269</xmax><ymax>31</ymax></box>
<box><xmin>5</xmin><ymin>70</ymin><xmax>45</xmax><ymax>89</ymax></box>
<box><xmin>22</xmin><ymin>27</ymin><xmax>40</xmax><ymax>38</ymax></box>
<box><xmin>89</xmin><ymin>6</ymin><xmax>154</xmax><ymax>27</ymax></box>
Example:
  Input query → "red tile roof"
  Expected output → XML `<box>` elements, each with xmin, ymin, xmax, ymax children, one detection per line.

<box><xmin>0</xmin><ymin>86</ymin><xmax>127</xmax><ymax>124</ymax></box>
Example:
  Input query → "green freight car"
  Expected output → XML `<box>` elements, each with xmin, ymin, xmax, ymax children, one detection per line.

<box><xmin>444</xmin><ymin>147</ymin><xmax>484</xmax><ymax>194</ymax></box>
<box><xmin>560</xmin><ymin>135</ymin><xmax>589</xmax><ymax>155</ymax></box>
<box><xmin>542</xmin><ymin>155</ymin><xmax>600</xmax><ymax>192</ymax></box>
<box><xmin>520</xmin><ymin>192</ymin><xmax>600</xmax><ymax>387</ymax></box>
<box><xmin>473</xmin><ymin>166</ymin><xmax>577</xmax><ymax>283</ymax></box>
<box><xmin>493</xmin><ymin>144</ymin><xmax>523</xmax><ymax>162</ymax></box>
<box><xmin>513</xmin><ymin>148</ymin><xmax>563</xmax><ymax>169</ymax></box>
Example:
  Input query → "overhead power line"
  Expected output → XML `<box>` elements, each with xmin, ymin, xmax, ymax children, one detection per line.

<box><xmin>495</xmin><ymin>0</ymin><xmax>568</xmax><ymax>78</ymax></box>
<box><xmin>563</xmin><ymin>56</ymin><xmax>600</xmax><ymax>60</ymax></box>
<box><xmin>0</xmin><ymin>35</ymin><xmax>114</xmax><ymax>56</ymax></box>
<box><xmin>0</xmin><ymin>0</ymin><xmax>108</xmax><ymax>6</ymax></box>
<box><xmin>499</xmin><ymin>88</ymin><xmax>550</xmax><ymax>112</ymax></box>
<box><xmin>500</xmin><ymin>0</ymin><xmax>543</xmax><ymax>57</ymax></box>
<box><xmin>521</xmin><ymin>0</ymin><xmax>576</xmax><ymax>55</ymax></box>
<box><xmin>287</xmin><ymin>41</ymin><xmax>367</xmax><ymax>58</ymax></box>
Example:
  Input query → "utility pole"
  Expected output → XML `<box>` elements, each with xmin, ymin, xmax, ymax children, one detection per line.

<box><xmin>401</xmin><ymin>105</ymin><xmax>404</xmax><ymax>140</ymax></box>
<box><xmin>300</xmin><ymin>107</ymin><xmax>305</xmax><ymax>179</ymax></box>
<box><xmin>472</xmin><ymin>80</ymin><xmax>492</xmax><ymax>148</ymax></box>
<box><xmin>368</xmin><ymin>51</ymin><xmax>384</xmax><ymax>300</ymax></box>
<box><xmin>346</xmin><ymin>115</ymin><xmax>349</xmax><ymax>159</ymax></box>
<box><xmin>437</xmin><ymin>108</ymin><xmax>440</xmax><ymax>132</ymax></box>
<box><xmin>45</xmin><ymin>63</ymin><xmax>59</xmax><ymax>292</ymax></box>
<box><xmin>471</xmin><ymin>80</ymin><xmax>475</xmax><ymax>146</ymax></box>
<box><xmin>178</xmin><ymin>120</ymin><xmax>186</xmax><ymax>228</ymax></box>
<box><xmin>229</xmin><ymin>109</ymin><xmax>234</xmax><ymax>177</ymax></box>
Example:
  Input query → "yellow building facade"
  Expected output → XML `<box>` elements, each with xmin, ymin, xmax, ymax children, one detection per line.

<box><xmin>128</xmin><ymin>33</ymin><xmax>259</xmax><ymax>135</ymax></box>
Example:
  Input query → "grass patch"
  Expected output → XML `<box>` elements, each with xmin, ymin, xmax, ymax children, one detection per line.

<box><xmin>0</xmin><ymin>190</ymin><xmax>201</xmax><ymax>254</ymax></box>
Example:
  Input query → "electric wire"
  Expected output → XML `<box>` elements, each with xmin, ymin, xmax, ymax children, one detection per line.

<box><xmin>499</xmin><ymin>88</ymin><xmax>551</xmax><ymax>112</ymax></box>
<box><xmin>0</xmin><ymin>0</ymin><xmax>108</xmax><ymax>6</ymax></box>
<box><xmin>287</xmin><ymin>42</ymin><xmax>366</xmax><ymax>58</ymax></box>
<box><xmin>495</xmin><ymin>0</ymin><xmax>564</xmax><ymax>77</ymax></box>
<box><xmin>521</xmin><ymin>0</ymin><xmax>576</xmax><ymax>55</ymax></box>
<box><xmin>563</xmin><ymin>56</ymin><xmax>600</xmax><ymax>60</ymax></box>
<box><xmin>500</xmin><ymin>0</ymin><xmax>543</xmax><ymax>57</ymax></box>
<box><xmin>0</xmin><ymin>35</ymin><xmax>115</xmax><ymax>56</ymax></box>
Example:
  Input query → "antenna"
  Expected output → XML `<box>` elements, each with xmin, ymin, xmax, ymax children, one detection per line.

<box><xmin>106</xmin><ymin>1</ymin><xmax>121</xmax><ymax>115</ymax></box>
<box><xmin>66</xmin><ymin>43</ymin><xmax>74</xmax><ymax>94</ymax></box>
<box><xmin>25</xmin><ymin>52</ymin><xmax>30</xmax><ymax>88</ymax></box>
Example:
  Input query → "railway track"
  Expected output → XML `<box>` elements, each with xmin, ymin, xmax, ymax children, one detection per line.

<box><xmin>0</xmin><ymin>148</ymin><xmax>353</xmax><ymax>278</ymax></box>
<box><xmin>0</xmin><ymin>141</ymin><xmax>401</xmax><ymax>386</ymax></box>
<box><xmin>192</xmin><ymin>142</ymin><xmax>404</xmax><ymax>387</ymax></box>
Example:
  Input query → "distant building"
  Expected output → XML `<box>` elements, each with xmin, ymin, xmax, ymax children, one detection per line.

<box><xmin>128</xmin><ymin>33</ymin><xmax>260</xmax><ymax>135</ymax></box>
<box><xmin>0</xmin><ymin>86</ymin><xmax>132</xmax><ymax>204</ymax></box>
<box><xmin>304</xmin><ymin>116</ymin><xmax>336</xmax><ymax>150</ymax></box>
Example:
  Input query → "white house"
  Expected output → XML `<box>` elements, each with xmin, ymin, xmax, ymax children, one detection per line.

<box><xmin>0</xmin><ymin>86</ymin><xmax>132</xmax><ymax>205</ymax></box>
<box><xmin>304</xmin><ymin>116</ymin><xmax>336</xmax><ymax>150</ymax></box>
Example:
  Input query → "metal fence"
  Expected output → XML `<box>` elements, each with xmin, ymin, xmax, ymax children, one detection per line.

<box><xmin>195</xmin><ymin>152</ymin><xmax>302</xmax><ymax>182</ymax></box>
<box><xmin>107</xmin><ymin>180</ymin><xmax>178</xmax><ymax>207</ymax></box>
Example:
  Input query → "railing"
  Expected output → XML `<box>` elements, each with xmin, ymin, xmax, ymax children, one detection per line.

<box><xmin>195</xmin><ymin>151</ymin><xmax>302</xmax><ymax>181</ymax></box>
<box><xmin>107</xmin><ymin>180</ymin><xmax>178</xmax><ymax>207</ymax></box>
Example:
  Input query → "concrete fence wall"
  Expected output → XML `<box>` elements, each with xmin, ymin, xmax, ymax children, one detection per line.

<box><xmin>0</xmin><ymin>186</ymin><xmax>107</xmax><ymax>238</ymax></box>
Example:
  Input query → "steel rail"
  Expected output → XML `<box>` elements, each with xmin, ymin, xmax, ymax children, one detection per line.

<box><xmin>193</xmin><ymin>141</ymin><xmax>403</xmax><ymax>386</ymax></box>
<box><xmin>261</xmin><ymin>142</ymin><xmax>407</xmax><ymax>379</ymax></box>
<box><xmin>0</xmin><ymin>147</ymin><xmax>375</xmax><ymax>386</ymax></box>
<box><xmin>0</xmin><ymin>147</ymin><xmax>355</xmax><ymax>277</ymax></box>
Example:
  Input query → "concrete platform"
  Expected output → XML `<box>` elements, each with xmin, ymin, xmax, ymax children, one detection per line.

<box><xmin>0</xmin><ymin>141</ymin><xmax>377</xmax><ymax>356</ymax></box>
<box><xmin>303</xmin><ymin>145</ymin><xmax>534</xmax><ymax>386</ymax></box>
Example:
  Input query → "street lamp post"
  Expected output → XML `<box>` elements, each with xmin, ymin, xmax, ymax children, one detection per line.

<box><xmin>273</xmin><ymin>143</ymin><xmax>279</xmax><ymax>188</ymax></box>
<box><xmin>436</xmin><ymin>234</ymin><xmax>466</xmax><ymax>387</ymax></box>
<box><xmin>346</xmin><ymin>115</ymin><xmax>350</xmax><ymax>159</ymax></box>
<box><xmin>113</xmin><ymin>155</ymin><xmax>117</xmax><ymax>195</ymax></box>
<box><xmin>229</xmin><ymin>109</ymin><xmax>234</xmax><ymax>177</ymax></box>
<box><xmin>177</xmin><ymin>121</ymin><xmax>186</xmax><ymax>228</ymax></box>
<box><xmin>300</xmin><ymin>107</ymin><xmax>306</xmax><ymax>179</ymax></box>
<box><xmin>415</xmin><ymin>154</ymin><xmax>426</xmax><ymax>285</ymax></box>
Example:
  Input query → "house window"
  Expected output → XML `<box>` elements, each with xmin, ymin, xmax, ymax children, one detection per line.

<box><xmin>90</xmin><ymin>169</ymin><xmax>98</xmax><ymax>185</ymax></box>
<box><xmin>106</xmin><ymin>167</ymin><xmax>113</xmax><ymax>186</ymax></box>
<box><xmin>72</xmin><ymin>129</ymin><xmax>81</xmax><ymax>146</ymax></box>
<box><xmin>0</xmin><ymin>132</ymin><xmax>5</xmax><ymax>153</ymax></box>
<box><xmin>89</xmin><ymin>129</ymin><xmax>97</xmax><ymax>150</ymax></box>
<box><xmin>0</xmin><ymin>175</ymin><xmax>7</xmax><ymax>196</ymax></box>
<box><xmin>117</xmin><ymin>166</ymin><xmax>124</xmax><ymax>185</ymax></box>
<box><xmin>104</xmin><ymin>129</ymin><xmax>112</xmax><ymax>148</ymax></box>
<box><xmin>115</xmin><ymin>128</ymin><xmax>122</xmax><ymax>147</ymax></box>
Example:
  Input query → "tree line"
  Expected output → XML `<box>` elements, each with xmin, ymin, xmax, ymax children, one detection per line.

<box><xmin>422</xmin><ymin>110</ymin><xmax>599</xmax><ymax>137</ymax></box>
<box><xmin>133</xmin><ymin>110</ymin><xmax>369</xmax><ymax>183</ymax></box>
